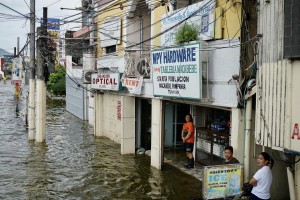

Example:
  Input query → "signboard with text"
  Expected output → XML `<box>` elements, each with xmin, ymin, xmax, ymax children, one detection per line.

<box><xmin>203</xmin><ymin>164</ymin><xmax>243</xmax><ymax>199</ymax></box>
<box><xmin>121</xmin><ymin>76</ymin><xmax>143</xmax><ymax>95</ymax></box>
<box><xmin>41</xmin><ymin>18</ymin><xmax>60</xmax><ymax>30</ymax></box>
<box><xmin>161</xmin><ymin>0</ymin><xmax>215</xmax><ymax>46</ymax></box>
<box><xmin>152</xmin><ymin>43</ymin><xmax>201</xmax><ymax>99</ymax></box>
<box><xmin>91</xmin><ymin>73</ymin><xmax>121</xmax><ymax>91</ymax></box>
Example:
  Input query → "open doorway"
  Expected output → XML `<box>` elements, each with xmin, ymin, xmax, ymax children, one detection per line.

<box><xmin>136</xmin><ymin>98</ymin><xmax>152</xmax><ymax>150</ymax></box>
<box><xmin>164</xmin><ymin>103</ymin><xmax>190</xmax><ymax>149</ymax></box>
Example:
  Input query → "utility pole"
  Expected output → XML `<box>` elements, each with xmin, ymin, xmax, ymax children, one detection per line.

<box><xmin>35</xmin><ymin>7</ymin><xmax>47</xmax><ymax>142</ymax></box>
<box><xmin>28</xmin><ymin>0</ymin><xmax>35</xmax><ymax>140</ymax></box>
<box><xmin>17</xmin><ymin>37</ymin><xmax>20</xmax><ymax>55</ymax></box>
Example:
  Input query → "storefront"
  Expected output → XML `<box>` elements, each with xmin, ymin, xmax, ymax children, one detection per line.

<box><xmin>193</xmin><ymin>106</ymin><xmax>231</xmax><ymax>165</ymax></box>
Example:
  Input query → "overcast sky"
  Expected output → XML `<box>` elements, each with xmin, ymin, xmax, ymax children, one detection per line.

<box><xmin>0</xmin><ymin>0</ymin><xmax>82</xmax><ymax>54</ymax></box>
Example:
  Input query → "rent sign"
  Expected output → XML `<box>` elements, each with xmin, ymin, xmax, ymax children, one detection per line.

<box><xmin>203</xmin><ymin>164</ymin><xmax>243</xmax><ymax>199</ymax></box>
<box><xmin>152</xmin><ymin>43</ymin><xmax>201</xmax><ymax>99</ymax></box>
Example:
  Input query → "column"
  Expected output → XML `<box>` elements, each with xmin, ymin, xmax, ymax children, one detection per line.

<box><xmin>121</xmin><ymin>96</ymin><xmax>135</xmax><ymax>154</ymax></box>
<box><xmin>151</xmin><ymin>98</ymin><xmax>163</xmax><ymax>169</ymax></box>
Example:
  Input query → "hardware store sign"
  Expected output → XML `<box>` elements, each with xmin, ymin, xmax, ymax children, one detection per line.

<box><xmin>203</xmin><ymin>164</ymin><xmax>243</xmax><ymax>199</ymax></box>
<box><xmin>152</xmin><ymin>43</ymin><xmax>201</xmax><ymax>99</ymax></box>
<box><xmin>91</xmin><ymin>73</ymin><xmax>120</xmax><ymax>91</ymax></box>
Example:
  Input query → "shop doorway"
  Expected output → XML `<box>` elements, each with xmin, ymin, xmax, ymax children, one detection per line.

<box><xmin>164</xmin><ymin>103</ymin><xmax>190</xmax><ymax>149</ymax></box>
<box><xmin>136</xmin><ymin>98</ymin><xmax>152</xmax><ymax>150</ymax></box>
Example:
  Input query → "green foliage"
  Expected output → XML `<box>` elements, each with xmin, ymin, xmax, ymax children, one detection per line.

<box><xmin>175</xmin><ymin>23</ymin><xmax>199</xmax><ymax>44</ymax></box>
<box><xmin>47</xmin><ymin>65</ymin><xmax>66</xmax><ymax>96</ymax></box>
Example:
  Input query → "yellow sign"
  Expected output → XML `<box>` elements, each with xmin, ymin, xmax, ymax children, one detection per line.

<box><xmin>203</xmin><ymin>164</ymin><xmax>243</xmax><ymax>199</ymax></box>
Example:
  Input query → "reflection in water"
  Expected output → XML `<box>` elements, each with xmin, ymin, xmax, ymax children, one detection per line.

<box><xmin>26</xmin><ymin>142</ymin><xmax>49</xmax><ymax>199</ymax></box>
<box><xmin>0</xmin><ymin>83</ymin><xmax>202</xmax><ymax>199</ymax></box>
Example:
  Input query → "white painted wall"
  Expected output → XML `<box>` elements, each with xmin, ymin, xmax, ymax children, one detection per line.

<box><xmin>97</xmin><ymin>56</ymin><xmax>125</xmax><ymax>72</ymax></box>
<box><xmin>102</xmin><ymin>93</ymin><xmax>122</xmax><ymax>143</ymax></box>
<box><xmin>291</xmin><ymin>61</ymin><xmax>300</xmax><ymax>151</ymax></box>
<box><xmin>205</xmin><ymin>39</ymin><xmax>240</xmax><ymax>107</ymax></box>
<box><xmin>94</xmin><ymin>93</ymin><xmax>135</xmax><ymax>154</ymax></box>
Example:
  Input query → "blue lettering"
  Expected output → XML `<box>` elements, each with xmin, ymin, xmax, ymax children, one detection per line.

<box><xmin>163</xmin><ymin>52</ymin><xmax>168</xmax><ymax>64</ymax></box>
<box><xmin>191</xmin><ymin>47</ymin><xmax>196</xmax><ymax>61</ymax></box>
<box><xmin>208</xmin><ymin>174</ymin><xmax>227</xmax><ymax>182</ymax></box>
<box><xmin>187</xmin><ymin>48</ymin><xmax>191</xmax><ymax>61</ymax></box>
<box><xmin>152</xmin><ymin>52</ymin><xmax>163</xmax><ymax>64</ymax></box>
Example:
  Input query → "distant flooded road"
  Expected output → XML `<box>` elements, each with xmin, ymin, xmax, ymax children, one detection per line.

<box><xmin>0</xmin><ymin>83</ymin><xmax>202</xmax><ymax>199</ymax></box>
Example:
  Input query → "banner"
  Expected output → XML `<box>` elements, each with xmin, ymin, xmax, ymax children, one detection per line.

<box><xmin>203</xmin><ymin>164</ymin><xmax>243</xmax><ymax>199</ymax></box>
<box><xmin>121</xmin><ymin>76</ymin><xmax>143</xmax><ymax>95</ymax></box>
<box><xmin>152</xmin><ymin>43</ymin><xmax>201</xmax><ymax>99</ymax></box>
<box><xmin>161</xmin><ymin>0</ymin><xmax>215</xmax><ymax>46</ymax></box>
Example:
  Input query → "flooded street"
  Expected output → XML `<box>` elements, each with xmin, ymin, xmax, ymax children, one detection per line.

<box><xmin>0</xmin><ymin>83</ymin><xmax>202</xmax><ymax>200</ymax></box>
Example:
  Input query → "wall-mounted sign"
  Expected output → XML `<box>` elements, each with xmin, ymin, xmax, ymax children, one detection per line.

<box><xmin>121</xmin><ymin>76</ymin><xmax>143</xmax><ymax>95</ymax></box>
<box><xmin>91</xmin><ymin>73</ymin><xmax>121</xmax><ymax>91</ymax></box>
<box><xmin>152</xmin><ymin>43</ymin><xmax>201</xmax><ymax>99</ymax></box>
<box><xmin>100</xmin><ymin>17</ymin><xmax>121</xmax><ymax>47</ymax></box>
<box><xmin>203</xmin><ymin>164</ymin><xmax>243</xmax><ymax>199</ymax></box>
<box><xmin>161</xmin><ymin>0</ymin><xmax>215</xmax><ymax>46</ymax></box>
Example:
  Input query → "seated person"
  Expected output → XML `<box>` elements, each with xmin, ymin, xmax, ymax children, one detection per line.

<box><xmin>222</xmin><ymin>145</ymin><xmax>239</xmax><ymax>164</ymax></box>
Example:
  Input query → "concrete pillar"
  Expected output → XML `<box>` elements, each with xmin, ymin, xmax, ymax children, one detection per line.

<box><xmin>151</xmin><ymin>99</ymin><xmax>164</xmax><ymax>169</ymax></box>
<box><xmin>120</xmin><ymin>96</ymin><xmax>135</xmax><ymax>154</ymax></box>
<box><xmin>88</xmin><ymin>87</ymin><xmax>94</xmax><ymax>126</ymax></box>
<box><xmin>94</xmin><ymin>93</ymin><xmax>104</xmax><ymax>137</ymax></box>
<box><xmin>35</xmin><ymin>80</ymin><xmax>46</xmax><ymax>142</ymax></box>
<box><xmin>28</xmin><ymin>79</ymin><xmax>35</xmax><ymax>140</ymax></box>
<box><xmin>230</xmin><ymin>108</ymin><xmax>244</xmax><ymax>164</ymax></box>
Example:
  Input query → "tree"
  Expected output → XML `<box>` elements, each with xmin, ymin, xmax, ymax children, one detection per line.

<box><xmin>47</xmin><ymin>65</ymin><xmax>66</xmax><ymax>96</ymax></box>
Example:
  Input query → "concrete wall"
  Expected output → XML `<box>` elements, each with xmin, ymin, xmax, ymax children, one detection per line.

<box><xmin>94</xmin><ymin>93</ymin><xmax>135</xmax><ymax>154</ymax></box>
<box><xmin>101</xmin><ymin>93</ymin><xmax>122</xmax><ymax>143</ymax></box>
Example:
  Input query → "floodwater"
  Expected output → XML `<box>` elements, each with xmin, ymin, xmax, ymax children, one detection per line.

<box><xmin>0</xmin><ymin>83</ymin><xmax>202</xmax><ymax>200</ymax></box>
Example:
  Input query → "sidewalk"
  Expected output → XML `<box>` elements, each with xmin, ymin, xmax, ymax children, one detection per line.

<box><xmin>164</xmin><ymin>149</ymin><xmax>203</xmax><ymax>181</ymax></box>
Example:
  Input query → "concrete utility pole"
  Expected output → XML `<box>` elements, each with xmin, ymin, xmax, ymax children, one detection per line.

<box><xmin>35</xmin><ymin>7</ymin><xmax>47</xmax><ymax>142</ymax></box>
<box><xmin>28</xmin><ymin>0</ymin><xmax>35</xmax><ymax>140</ymax></box>
<box><xmin>17</xmin><ymin>37</ymin><xmax>20</xmax><ymax>55</ymax></box>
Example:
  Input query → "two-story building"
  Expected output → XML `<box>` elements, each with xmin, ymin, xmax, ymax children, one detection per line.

<box><xmin>93</xmin><ymin>0</ymin><xmax>244</xmax><ymax>168</ymax></box>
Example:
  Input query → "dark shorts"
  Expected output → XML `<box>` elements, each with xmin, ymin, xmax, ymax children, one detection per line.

<box><xmin>183</xmin><ymin>142</ymin><xmax>194</xmax><ymax>153</ymax></box>
<box><xmin>251</xmin><ymin>193</ymin><xmax>270</xmax><ymax>200</ymax></box>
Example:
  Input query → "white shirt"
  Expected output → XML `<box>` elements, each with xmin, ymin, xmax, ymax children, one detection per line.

<box><xmin>251</xmin><ymin>166</ymin><xmax>272</xmax><ymax>199</ymax></box>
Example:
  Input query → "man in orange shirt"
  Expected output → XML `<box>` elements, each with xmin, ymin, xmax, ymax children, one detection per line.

<box><xmin>182</xmin><ymin>114</ymin><xmax>195</xmax><ymax>168</ymax></box>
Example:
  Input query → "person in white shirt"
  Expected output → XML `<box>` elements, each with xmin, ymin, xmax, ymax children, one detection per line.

<box><xmin>249</xmin><ymin>152</ymin><xmax>274</xmax><ymax>200</ymax></box>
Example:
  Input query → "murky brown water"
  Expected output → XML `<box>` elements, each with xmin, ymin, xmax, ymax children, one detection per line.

<box><xmin>0</xmin><ymin>83</ymin><xmax>202</xmax><ymax>199</ymax></box>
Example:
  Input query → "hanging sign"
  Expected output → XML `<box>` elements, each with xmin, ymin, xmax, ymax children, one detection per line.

<box><xmin>91</xmin><ymin>73</ymin><xmax>121</xmax><ymax>91</ymax></box>
<box><xmin>203</xmin><ymin>164</ymin><xmax>243</xmax><ymax>199</ymax></box>
<box><xmin>121</xmin><ymin>76</ymin><xmax>143</xmax><ymax>95</ymax></box>
<box><xmin>152</xmin><ymin>43</ymin><xmax>201</xmax><ymax>99</ymax></box>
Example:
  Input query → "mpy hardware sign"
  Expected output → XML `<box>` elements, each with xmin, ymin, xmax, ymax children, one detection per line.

<box><xmin>152</xmin><ymin>43</ymin><xmax>201</xmax><ymax>99</ymax></box>
<box><xmin>203</xmin><ymin>164</ymin><xmax>243</xmax><ymax>199</ymax></box>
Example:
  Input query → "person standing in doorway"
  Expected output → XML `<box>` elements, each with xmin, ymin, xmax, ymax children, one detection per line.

<box><xmin>249</xmin><ymin>152</ymin><xmax>274</xmax><ymax>200</ymax></box>
<box><xmin>222</xmin><ymin>145</ymin><xmax>239</xmax><ymax>164</ymax></box>
<box><xmin>181</xmin><ymin>114</ymin><xmax>195</xmax><ymax>169</ymax></box>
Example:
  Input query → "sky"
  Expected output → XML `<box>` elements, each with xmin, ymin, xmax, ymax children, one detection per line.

<box><xmin>0</xmin><ymin>0</ymin><xmax>82</xmax><ymax>54</ymax></box>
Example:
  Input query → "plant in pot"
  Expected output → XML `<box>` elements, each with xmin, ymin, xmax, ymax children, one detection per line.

<box><xmin>174</xmin><ymin>23</ymin><xmax>199</xmax><ymax>44</ymax></box>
